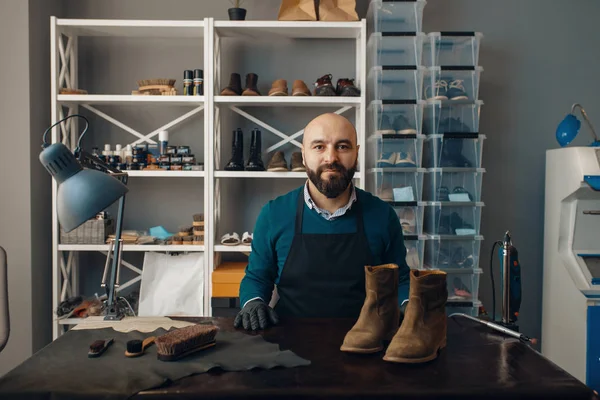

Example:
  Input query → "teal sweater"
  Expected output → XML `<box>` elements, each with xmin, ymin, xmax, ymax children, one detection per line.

<box><xmin>239</xmin><ymin>186</ymin><xmax>410</xmax><ymax>308</ymax></box>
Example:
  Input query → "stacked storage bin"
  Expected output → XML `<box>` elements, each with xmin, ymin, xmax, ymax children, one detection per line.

<box><xmin>421</xmin><ymin>32</ymin><xmax>485</xmax><ymax>316</ymax></box>
<box><xmin>366</xmin><ymin>0</ymin><xmax>428</xmax><ymax>271</ymax></box>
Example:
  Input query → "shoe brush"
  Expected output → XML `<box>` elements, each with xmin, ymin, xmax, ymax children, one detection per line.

<box><xmin>88</xmin><ymin>338</ymin><xmax>114</xmax><ymax>358</ymax></box>
<box><xmin>155</xmin><ymin>324</ymin><xmax>218</xmax><ymax>362</ymax></box>
<box><xmin>125</xmin><ymin>336</ymin><xmax>156</xmax><ymax>358</ymax></box>
<box><xmin>178</xmin><ymin>226</ymin><xmax>192</xmax><ymax>237</ymax></box>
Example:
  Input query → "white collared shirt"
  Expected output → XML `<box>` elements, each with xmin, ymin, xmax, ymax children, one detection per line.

<box><xmin>304</xmin><ymin>181</ymin><xmax>357</xmax><ymax>221</ymax></box>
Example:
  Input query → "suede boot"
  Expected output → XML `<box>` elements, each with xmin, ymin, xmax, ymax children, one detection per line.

<box><xmin>383</xmin><ymin>269</ymin><xmax>448</xmax><ymax>363</ymax></box>
<box><xmin>224</xmin><ymin>129</ymin><xmax>244</xmax><ymax>171</ymax></box>
<box><xmin>340</xmin><ymin>264</ymin><xmax>400</xmax><ymax>354</ymax></box>
<box><xmin>242</xmin><ymin>73</ymin><xmax>261</xmax><ymax>96</ymax></box>
<box><xmin>220</xmin><ymin>73</ymin><xmax>242</xmax><ymax>96</ymax></box>
<box><xmin>246</xmin><ymin>129</ymin><xmax>265</xmax><ymax>171</ymax></box>
<box><xmin>268</xmin><ymin>79</ymin><xmax>288</xmax><ymax>96</ymax></box>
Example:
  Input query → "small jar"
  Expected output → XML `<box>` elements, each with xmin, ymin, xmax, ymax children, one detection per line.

<box><xmin>182</xmin><ymin>155</ymin><xmax>195</xmax><ymax>163</ymax></box>
<box><xmin>171</xmin><ymin>162</ymin><xmax>183</xmax><ymax>171</ymax></box>
<box><xmin>132</xmin><ymin>156</ymin><xmax>144</xmax><ymax>164</ymax></box>
<box><xmin>159</xmin><ymin>162</ymin><xmax>171</xmax><ymax>170</ymax></box>
<box><xmin>177</xmin><ymin>146</ymin><xmax>191</xmax><ymax>155</ymax></box>
<box><xmin>170</xmin><ymin>155</ymin><xmax>182</xmax><ymax>164</ymax></box>
<box><xmin>127</xmin><ymin>162</ymin><xmax>140</xmax><ymax>171</ymax></box>
<box><xmin>183</xmin><ymin>162</ymin><xmax>194</xmax><ymax>171</ymax></box>
<box><xmin>158</xmin><ymin>155</ymin><xmax>170</xmax><ymax>163</ymax></box>
<box><xmin>166</xmin><ymin>146</ymin><xmax>177</xmax><ymax>155</ymax></box>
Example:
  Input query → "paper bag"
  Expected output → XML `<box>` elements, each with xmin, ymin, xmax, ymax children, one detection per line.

<box><xmin>278</xmin><ymin>0</ymin><xmax>317</xmax><ymax>21</ymax></box>
<box><xmin>138</xmin><ymin>252</ymin><xmax>204</xmax><ymax>317</ymax></box>
<box><xmin>318</xmin><ymin>0</ymin><xmax>359</xmax><ymax>21</ymax></box>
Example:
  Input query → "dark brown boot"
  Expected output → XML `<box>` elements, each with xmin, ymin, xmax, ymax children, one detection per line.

<box><xmin>314</xmin><ymin>74</ymin><xmax>336</xmax><ymax>96</ymax></box>
<box><xmin>340</xmin><ymin>264</ymin><xmax>400</xmax><ymax>354</ymax></box>
<box><xmin>220</xmin><ymin>73</ymin><xmax>242</xmax><ymax>96</ymax></box>
<box><xmin>383</xmin><ymin>269</ymin><xmax>447</xmax><ymax>363</ymax></box>
<box><xmin>242</xmin><ymin>73</ymin><xmax>261</xmax><ymax>96</ymax></box>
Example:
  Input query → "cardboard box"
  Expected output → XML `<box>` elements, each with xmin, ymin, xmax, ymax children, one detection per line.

<box><xmin>212</xmin><ymin>262</ymin><xmax>247</xmax><ymax>297</ymax></box>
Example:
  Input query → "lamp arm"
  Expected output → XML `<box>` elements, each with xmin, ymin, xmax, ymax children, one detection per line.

<box><xmin>571</xmin><ymin>103</ymin><xmax>599</xmax><ymax>143</ymax></box>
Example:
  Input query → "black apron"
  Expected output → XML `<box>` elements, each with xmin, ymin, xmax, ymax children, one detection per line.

<box><xmin>274</xmin><ymin>191</ymin><xmax>373</xmax><ymax>318</ymax></box>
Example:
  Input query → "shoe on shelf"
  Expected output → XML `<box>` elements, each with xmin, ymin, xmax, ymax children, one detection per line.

<box><xmin>224</xmin><ymin>129</ymin><xmax>244</xmax><ymax>171</ymax></box>
<box><xmin>242</xmin><ymin>232</ymin><xmax>253</xmax><ymax>244</ymax></box>
<box><xmin>314</xmin><ymin>74</ymin><xmax>336</xmax><ymax>96</ymax></box>
<box><xmin>290</xmin><ymin>152</ymin><xmax>305</xmax><ymax>172</ymax></box>
<box><xmin>394</xmin><ymin>152</ymin><xmax>417</xmax><ymax>168</ymax></box>
<box><xmin>393</xmin><ymin>115</ymin><xmax>417</xmax><ymax>135</ymax></box>
<box><xmin>221</xmin><ymin>232</ymin><xmax>241</xmax><ymax>246</ymax></box>
<box><xmin>267</xmin><ymin>151</ymin><xmax>289</xmax><ymax>171</ymax></box>
<box><xmin>376</xmin><ymin>114</ymin><xmax>396</xmax><ymax>135</ymax></box>
<box><xmin>246</xmin><ymin>129</ymin><xmax>266</xmax><ymax>171</ymax></box>
<box><xmin>451</xmin><ymin>186</ymin><xmax>473</xmax><ymax>201</ymax></box>
<box><xmin>376</xmin><ymin>152</ymin><xmax>397</xmax><ymax>168</ymax></box>
<box><xmin>398</xmin><ymin>207</ymin><xmax>416</xmax><ymax>234</ymax></box>
<box><xmin>336</xmin><ymin>78</ymin><xmax>360</xmax><ymax>97</ymax></box>
<box><xmin>426</xmin><ymin>80</ymin><xmax>448</xmax><ymax>101</ymax></box>
<box><xmin>378</xmin><ymin>187</ymin><xmax>394</xmax><ymax>202</ymax></box>
<box><xmin>406</xmin><ymin>245</ymin><xmax>421</xmax><ymax>269</ymax></box>
<box><xmin>447</xmin><ymin>80</ymin><xmax>468</xmax><ymax>100</ymax></box>
<box><xmin>268</xmin><ymin>79</ymin><xmax>288</xmax><ymax>96</ymax></box>
<box><xmin>436</xmin><ymin>186</ymin><xmax>450</xmax><ymax>201</ymax></box>
<box><xmin>220</xmin><ymin>72</ymin><xmax>242</xmax><ymax>96</ymax></box>
<box><xmin>242</xmin><ymin>73</ymin><xmax>261</xmax><ymax>96</ymax></box>
<box><xmin>292</xmin><ymin>80</ymin><xmax>311</xmax><ymax>96</ymax></box>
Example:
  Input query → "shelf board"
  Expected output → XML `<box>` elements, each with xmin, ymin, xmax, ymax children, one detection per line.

<box><xmin>126</xmin><ymin>170</ymin><xmax>204</xmax><ymax>178</ymax></box>
<box><xmin>215</xmin><ymin>96</ymin><xmax>361</xmax><ymax>107</ymax></box>
<box><xmin>214</xmin><ymin>20</ymin><xmax>363</xmax><ymax>39</ymax></box>
<box><xmin>368</xmin><ymin>167</ymin><xmax>426</xmax><ymax>173</ymax></box>
<box><xmin>56</xmin><ymin>19</ymin><xmax>205</xmax><ymax>38</ymax></box>
<box><xmin>57</xmin><ymin>95</ymin><xmax>205</xmax><ymax>105</ymax></box>
<box><xmin>58</xmin><ymin>244</ymin><xmax>205</xmax><ymax>252</ymax></box>
<box><xmin>214</xmin><ymin>171</ymin><xmax>307</xmax><ymax>179</ymax></box>
<box><xmin>214</xmin><ymin>245</ymin><xmax>252</xmax><ymax>253</ymax></box>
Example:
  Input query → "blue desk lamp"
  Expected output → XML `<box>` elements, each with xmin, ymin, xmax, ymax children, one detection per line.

<box><xmin>556</xmin><ymin>103</ymin><xmax>600</xmax><ymax>147</ymax></box>
<box><xmin>39</xmin><ymin>114</ymin><xmax>129</xmax><ymax>321</ymax></box>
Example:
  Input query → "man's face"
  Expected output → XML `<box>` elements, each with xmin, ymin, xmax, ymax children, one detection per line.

<box><xmin>302</xmin><ymin>116</ymin><xmax>359</xmax><ymax>199</ymax></box>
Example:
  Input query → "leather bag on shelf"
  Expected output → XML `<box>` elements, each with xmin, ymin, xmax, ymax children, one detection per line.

<box><xmin>318</xmin><ymin>0</ymin><xmax>359</xmax><ymax>21</ymax></box>
<box><xmin>277</xmin><ymin>0</ymin><xmax>318</xmax><ymax>21</ymax></box>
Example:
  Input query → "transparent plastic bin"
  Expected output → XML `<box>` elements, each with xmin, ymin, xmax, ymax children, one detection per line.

<box><xmin>422</xmin><ymin>100</ymin><xmax>483</xmax><ymax>135</ymax></box>
<box><xmin>447</xmin><ymin>300</ymin><xmax>482</xmax><ymax>317</ymax></box>
<box><xmin>368</xmin><ymin>66</ymin><xmax>426</xmax><ymax>102</ymax></box>
<box><xmin>424</xmin><ymin>66</ymin><xmax>483</xmax><ymax>102</ymax></box>
<box><xmin>368</xmin><ymin>168</ymin><xmax>426</xmax><ymax>202</ymax></box>
<box><xmin>424</xmin><ymin>202</ymin><xmax>484</xmax><ymax>236</ymax></box>
<box><xmin>423</xmin><ymin>234</ymin><xmax>483</xmax><ymax>270</ymax></box>
<box><xmin>424</xmin><ymin>167</ymin><xmax>485</xmax><ymax>202</ymax></box>
<box><xmin>368</xmin><ymin>133</ymin><xmax>425</xmax><ymax>169</ymax></box>
<box><xmin>423</xmin><ymin>134</ymin><xmax>486</xmax><ymax>169</ymax></box>
<box><xmin>392</xmin><ymin>202</ymin><xmax>425</xmax><ymax>236</ymax></box>
<box><xmin>367</xmin><ymin>0</ymin><xmax>426</xmax><ymax>34</ymax></box>
<box><xmin>424</xmin><ymin>32</ymin><xmax>483</xmax><ymax>67</ymax></box>
<box><xmin>444</xmin><ymin>268</ymin><xmax>482</xmax><ymax>306</ymax></box>
<box><xmin>369</xmin><ymin>100</ymin><xmax>425</xmax><ymax>136</ymax></box>
<box><xmin>404</xmin><ymin>234</ymin><xmax>427</xmax><ymax>270</ymax></box>
<box><xmin>368</xmin><ymin>32</ymin><xmax>426</xmax><ymax>67</ymax></box>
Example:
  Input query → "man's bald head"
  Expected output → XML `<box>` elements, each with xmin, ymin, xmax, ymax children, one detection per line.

<box><xmin>302</xmin><ymin>113</ymin><xmax>357</xmax><ymax>147</ymax></box>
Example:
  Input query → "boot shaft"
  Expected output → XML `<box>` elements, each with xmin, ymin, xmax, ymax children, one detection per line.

<box><xmin>231</xmin><ymin>129</ymin><xmax>243</xmax><ymax>157</ymax></box>
<box><xmin>227</xmin><ymin>73</ymin><xmax>242</xmax><ymax>94</ymax></box>
<box><xmin>250</xmin><ymin>128</ymin><xmax>262</xmax><ymax>151</ymax></box>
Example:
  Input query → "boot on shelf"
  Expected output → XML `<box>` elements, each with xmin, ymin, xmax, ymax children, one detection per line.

<box><xmin>224</xmin><ymin>129</ymin><xmax>244</xmax><ymax>171</ymax></box>
<box><xmin>220</xmin><ymin>73</ymin><xmax>242</xmax><ymax>96</ymax></box>
<box><xmin>242</xmin><ymin>73</ymin><xmax>261</xmax><ymax>96</ymax></box>
<box><xmin>246</xmin><ymin>128</ymin><xmax>265</xmax><ymax>171</ymax></box>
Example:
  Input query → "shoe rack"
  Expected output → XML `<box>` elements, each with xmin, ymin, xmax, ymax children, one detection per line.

<box><xmin>49</xmin><ymin>17</ymin><xmax>367</xmax><ymax>338</ymax></box>
<box><xmin>366</xmin><ymin>1</ymin><xmax>485</xmax><ymax>316</ymax></box>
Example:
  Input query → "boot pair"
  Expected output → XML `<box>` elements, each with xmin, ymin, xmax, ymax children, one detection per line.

<box><xmin>224</xmin><ymin>128</ymin><xmax>265</xmax><ymax>171</ymax></box>
<box><xmin>221</xmin><ymin>73</ymin><xmax>260</xmax><ymax>96</ymax></box>
<box><xmin>340</xmin><ymin>265</ymin><xmax>448</xmax><ymax>364</ymax></box>
<box><xmin>268</xmin><ymin>79</ymin><xmax>311</xmax><ymax>96</ymax></box>
<box><xmin>314</xmin><ymin>74</ymin><xmax>360</xmax><ymax>97</ymax></box>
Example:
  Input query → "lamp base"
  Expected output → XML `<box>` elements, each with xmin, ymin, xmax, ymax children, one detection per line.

<box><xmin>104</xmin><ymin>306</ymin><xmax>125</xmax><ymax>321</ymax></box>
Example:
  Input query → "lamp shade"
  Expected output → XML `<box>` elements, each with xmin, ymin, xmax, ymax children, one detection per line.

<box><xmin>556</xmin><ymin>114</ymin><xmax>581</xmax><ymax>147</ymax></box>
<box><xmin>40</xmin><ymin>143</ymin><xmax>128</xmax><ymax>232</ymax></box>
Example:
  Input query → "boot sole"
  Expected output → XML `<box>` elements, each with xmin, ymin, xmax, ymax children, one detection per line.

<box><xmin>292</xmin><ymin>92</ymin><xmax>310</xmax><ymax>96</ymax></box>
<box><xmin>382</xmin><ymin>339</ymin><xmax>446</xmax><ymax>364</ymax></box>
<box><xmin>268</xmin><ymin>91</ymin><xmax>288</xmax><ymax>96</ymax></box>
<box><xmin>340</xmin><ymin>345</ymin><xmax>383</xmax><ymax>354</ymax></box>
<box><xmin>267</xmin><ymin>167</ymin><xmax>288</xmax><ymax>172</ymax></box>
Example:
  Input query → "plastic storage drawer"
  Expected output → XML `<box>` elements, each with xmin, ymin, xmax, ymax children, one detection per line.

<box><xmin>424</xmin><ymin>32</ymin><xmax>483</xmax><ymax>67</ymax></box>
<box><xmin>424</xmin><ymin>202</ymin><xmax>484</xmax><ymax>236</ymax></box>
<box><xmin>404</xmin><ymin>234</ymin><xmax>427</xmax><ymax>270</ymax></box>
<box><xmin>423</xmin><ymin>134</ymin><xmax>486</xmax><ymax>169</ymax></box>
<box><xmin>369</xmin><ymin>100</ymin><xmax>425</xmax><ymax>136</ymax></box>
<box><xmin>369</xmin><ymin>66</ymin><xmax>426</xmax><ymax>102</ymax></box>
<box><xmin>424</xmin><ymin>66</ymin><xmax>483</xmax><ymax>102</ymax></box>
<box><xmin>367</xmin><ymin>0</ymin><xmax>426</xmax><ymax>34</ymax></box>
<box><xmin>444</xmin><ymin>268</ymin><xmax>482</xmax><ymax>306</ymax></box>
<box><xmin>368</xmin><ymin>168</ymin><xmax>426</xmax><ymax>202</ymax></box>
<box><xmin>368</xmin><ymin>32</ymin><xmax>426</xmax><ymax>67</ymax></box>
<box><xmin>424</xmin><ymin>167</ymin><xmax>485</xmax><ymax>202</ymax></box>
<box><xmin>392</xmin><ymin>202</ymin><xmax>425</xmax><ymax>236</ymax></box>
<box><xmin>422</xmin><ymin>100</ymin><xmax>483</xmax><ymax>135</ymax></box>
<box><xmin>446</xmin><ymin>300</ymin><xmax>482</xmax><ymax>317</ymax></box>
<box><xmin>369</xmin><ymin>134</ymin><xmax>425</xmax><ymax>169</ymax></box>
<box><xmin>424</xmin><ymin>234</ymin><xmax>483</xmax><ymax>270</ymax></box>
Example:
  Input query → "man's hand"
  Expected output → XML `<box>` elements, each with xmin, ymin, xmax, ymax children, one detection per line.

<box><xmin>234</xmin><ymin>299</ymin><xmax>279</xmax><ymax>331</ymax></box>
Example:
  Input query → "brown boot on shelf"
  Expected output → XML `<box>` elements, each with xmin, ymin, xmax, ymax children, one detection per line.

<box><xmin>290</xmin><ymin>152</ymin><xmax>305</xmax><ymax>172</ymax></box>
<box><xmin>242</xmin><ymin>73</ymin><xmax>261</xmax><ymax>96</ymax></box>
<box><xmin>314</xmin><ymin>74</ymin><xmax>336</xmax><ymax>96</ymax></box>
<box><xmin>267</xmin><ymin>151</ymin><xmax>288</xmax><ymax>171</ymax></box>
<box><xmin>220</xmin><ymin>73</ymin><xmax>242</xmax><ymax>96</ymax></box>
<box><xmin>340</xmin><ymin>264</ymin><xmax>400</xmax><ymax>353</ymax></box>
<box><xmin>268</xmin><ymin>79</ymin><xmax>288</xmax><ymax>96</ymax></box>
<box><xmin>383</xmin><ymin>269</ymin><xmax>448</xmax><ymax>364</ymax></box>
<box><xmin>292</xmin><ymin>80</ymin><xmax>311</xmax><ymax>96</ymax></box>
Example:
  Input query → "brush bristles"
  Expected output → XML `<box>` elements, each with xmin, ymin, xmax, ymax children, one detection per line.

<box><xmin>155</xmin><ymin>325</ymin><xmax>218</xmax><ymax>356</ymax></box>
<box><xmin>137</xmin><ymin>78</ymin><xmax>176</xmax><ymax>87</ymax></box>
<box><xmin>127</xmin><ymin>339</ymin><xmax>143</xmax><ymax>354</ymax></box>
<box><xmin>193</xmin><ymin>213</ymin><xmax>204</xmax><ymax>222</ymax></box>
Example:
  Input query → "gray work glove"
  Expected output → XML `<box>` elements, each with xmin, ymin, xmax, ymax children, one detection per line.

<box><xmin>234</xmin><ymin>299</ymin><xmax>279</xmax><ymax>331</ymax></box>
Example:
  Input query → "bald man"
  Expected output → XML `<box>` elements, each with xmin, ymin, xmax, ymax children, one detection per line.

<box><xmin>234</xmin><ymin>113</ymin><xmax>410</xmax><ymax>331</ymax></box>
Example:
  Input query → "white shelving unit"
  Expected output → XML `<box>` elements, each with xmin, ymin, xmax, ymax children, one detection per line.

<box><xmin>49</xmin><ymin>17</ymin><xmax>367</xmax><ymax>339</ymax></box>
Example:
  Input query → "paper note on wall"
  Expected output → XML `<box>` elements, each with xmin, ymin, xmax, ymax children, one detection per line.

<box><xmin>138</xmin><ymin>252</ymin><xmax>204</xmax><ymax>317</ymax></box>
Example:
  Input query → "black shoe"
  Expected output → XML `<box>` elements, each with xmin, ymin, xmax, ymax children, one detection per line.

<box><xmin>336</xmin><ymin>78</ymin><xmax>361</xmax><ymax>97</ymax></box>
<box><xmin>314</xmin><ymin>74</ymin><xmax>337</xmax><ymax>96</ymax></box>
<box><xmin>221</xmin><ymin>73</ymin><xmax>242</xmax><ymax>96</ymax></box>
<box><xmin>246</xmin><ymin>128</ymin><xmax>265</xmax><ymax>171</ymax></box>
<box><xmin>224</xmin><ymin>129</ymin><xmax>244</xmax><ymax>171</ymax></box>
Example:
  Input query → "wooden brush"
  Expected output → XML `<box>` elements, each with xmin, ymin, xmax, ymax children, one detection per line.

<box><xmin>88</xmin><ymin>338</ymin><xmax>114</xmax><ymax>358</ymax></box>
<box><xmin>178</xmin><ymin>226</ymin><xmax>192</xmax><ymax>237</ymax></box>
<box><xmin>193</xmin><ymin>213</ymin><xmax>204</xmax><ymax>227</ymax></box>
<box><xmin>137</xmin><ymin>78</ymin><xmax>176</xmax><ymax>87</ymax></box>
<box><xmin>125</xmin><ymin>336</ymin><xmax>155</xmax><ymax>358</ymax></box>
<box><xmin>155</xmin><ymin>324</ymin><xmax>218</xmax><ymax>362</ymax></box>
<box><xmin>193</xmin><ymin>235</ymin><xmax>204</xmax><ymax>245</ymax></box>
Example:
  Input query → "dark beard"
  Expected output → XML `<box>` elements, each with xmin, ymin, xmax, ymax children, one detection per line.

<box><xmin>307</xmin><ymin>161</ymin><xmax>356</xmax><ymax>199</ymax></box>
